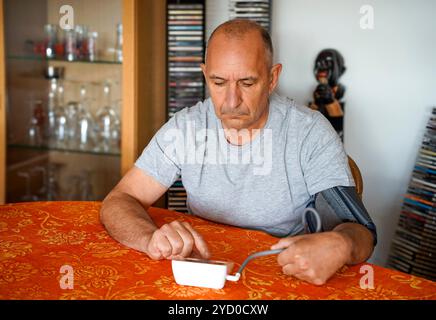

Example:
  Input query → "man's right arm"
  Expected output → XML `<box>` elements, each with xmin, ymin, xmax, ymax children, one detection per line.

<box><xmin>100</xmin><ymin>167</ymin><xmax>210</xmax><ymax>260</ymax></box>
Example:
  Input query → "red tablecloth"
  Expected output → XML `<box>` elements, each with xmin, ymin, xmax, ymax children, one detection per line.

<box><xmin>0</xmin><ymin>202</ymin><xmax>435</xmax><ymax>300</ymax></box>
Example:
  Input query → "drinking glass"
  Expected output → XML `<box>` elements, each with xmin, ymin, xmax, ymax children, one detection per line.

<box><xmin>64</xmin><ymin>29</ymin><xmax>77</xmax><ymax>61</ymax></box>
<box><xmin>86</xmin><ymin>31</ymin><xmax>98</xmax><ymax>62</ymax></box>
<box><xmin>44</xmin><ymin>24</ymin><xmax>58</xmax><ymax>58</ymax></box>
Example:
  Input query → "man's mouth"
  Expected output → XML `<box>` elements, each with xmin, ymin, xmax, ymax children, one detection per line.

<box><xmin>221</xmin><ymin>112</ymin><xmax>249</xmax><ymax>118</ymax></box>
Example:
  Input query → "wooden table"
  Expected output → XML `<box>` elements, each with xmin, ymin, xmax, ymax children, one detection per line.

<box><xmin>0</xmin><ymin>202</ymin><xmax>435</xmax><ymax>300</ymax></box>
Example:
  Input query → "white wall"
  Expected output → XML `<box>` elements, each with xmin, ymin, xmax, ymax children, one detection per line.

<box><xmin>206</xmin><ymin>0</ymin><xmax>230</xmax><ymax>40</ymax></box>
<box><xmin>271</xmin><ymin>0</ymin><xmax>436</xmax><ymax>265</ymax></box>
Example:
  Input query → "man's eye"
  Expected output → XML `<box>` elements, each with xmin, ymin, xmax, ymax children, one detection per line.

<box><xmin>214</xmin><ymin>82</ymin><xmax>225</xmax><ymax>86</ymax></box>
<box><xmin>242</xmin><ymin>82</ymin><xmax>254</xmax><ymax>87</ymax></box>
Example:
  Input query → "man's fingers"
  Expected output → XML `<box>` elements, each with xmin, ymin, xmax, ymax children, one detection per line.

<box><xmin>153</xmin><ymin>230</ymin><xmax>173</xmax><ymax>258</ymax></box>
<box><xmin>277</xmin><ymin>247</ymin><xmax>298</xmax><ymax>266</ymax></box>
<box><xmin>147</xmin><ymin>243</ymin><xmax>163</xmax><ymax>260</ymax></box>
<box><xmin>293</xmin><ymin>270</ymin><xmax>325</xmax><ymax>286</ymax></box>
<box><xmin>283</xmin><ymin>263</ymin><xmax>322</xmax><ymax>285</ymax></box>
<box><xmin>147</xmin><ymin>221</ymin><xmax>210</xmax><ymax>260</ymax></box>
<box><xmin>282</xmin><ymin>263</ymin><xmax>300</xmax><ymax>276</ymax></box>
<box><xmin>183</xmin><ymin>222</ymin><xmax>210</xmax><ymax>259</ymax></box>
<box><xmin>271</xmin><ymin>236</ymin><xmax>297</xmax><ymax>250</ymax></box>
<box><xmin>172</xmin><ymin>222</ymin><xmax>195</xmax><ymax>257</ymax></box>
<box><xmin>161</xmin><ymin>223</ymin><xmax>185</xmax><ymax>256</ymax></box>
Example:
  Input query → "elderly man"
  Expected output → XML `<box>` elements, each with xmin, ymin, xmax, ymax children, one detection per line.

<box><xmin>100</xmin><ymin>20</ymin><xmax>377</xmax><ymax>285</ymax></box>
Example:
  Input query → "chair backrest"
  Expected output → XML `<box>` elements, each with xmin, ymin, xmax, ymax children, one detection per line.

<box><xmin>348</xmin><ymin>156</ymin><xmax>363</xmax><ymax>199</ymax></box>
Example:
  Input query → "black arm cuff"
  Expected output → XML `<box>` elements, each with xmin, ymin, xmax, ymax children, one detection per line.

<box><xmin>312</xmin><ymin>186</ymin><xmax>377</xmax><ymax>246</ymax></box>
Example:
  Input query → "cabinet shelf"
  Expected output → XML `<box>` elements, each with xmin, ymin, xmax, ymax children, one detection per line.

<box><xmin>8</xmin><ymin>143</ymin><xmax>121</xmax><ymax>157</ymax></box>
<box><xmin>7</xmin><ymin>54</ymin><xmax>122</xmax><ymax>65</ymax></box>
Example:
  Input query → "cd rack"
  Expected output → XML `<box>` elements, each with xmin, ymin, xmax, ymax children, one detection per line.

<box><xmin>387</xmin><ymin>107</ymin><xmax>436</xmax><ymax>281</ymax></box>
<box><xmin>166</xmin><ymin>0</ymin><xmax>206</xmax><ymax>213</ymax></box>
<box><xmin>229</xmin><ymin>0</ymin><xmax>271</xmax><ymax>32</ymax></box>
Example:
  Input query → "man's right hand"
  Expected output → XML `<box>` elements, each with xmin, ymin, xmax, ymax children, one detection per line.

<box><xmin>144</xmin><ymin>220</ymin><xmax>210</xmax><ymax>260</ymax></box>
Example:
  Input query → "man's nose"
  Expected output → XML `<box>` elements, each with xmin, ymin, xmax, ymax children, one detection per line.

<box><xmin>225</xmin><ymin>83</ymin><xmax>242</xmax><ymax>109</ymax></box>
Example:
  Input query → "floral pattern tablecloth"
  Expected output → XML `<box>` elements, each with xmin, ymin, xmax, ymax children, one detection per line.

<box><xmin>0</xmin><ymin>201</ymin><xmax>435</xmax><ymax>300</ymax></box>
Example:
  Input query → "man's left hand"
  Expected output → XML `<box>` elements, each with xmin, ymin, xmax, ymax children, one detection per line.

<box><xmin>271</xmin><ymin>231</ymin><xmax>351</xmax><ymax>285</ymax></box>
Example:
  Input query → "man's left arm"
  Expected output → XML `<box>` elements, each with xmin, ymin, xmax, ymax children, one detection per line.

<box><xmin>271</xmin><ymin>186</ymin><xmax>377</xmax><ymax>285</ymax></box>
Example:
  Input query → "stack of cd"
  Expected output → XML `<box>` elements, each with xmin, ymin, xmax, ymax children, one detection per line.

<box><xmin>387</xmin><ymin>107</ymin><xmax>436</xmax><ymax>281</ymax></box>
<box><xmin>167</xmin><ymin>0</ymin><xmax>205</xmax><ymax>213</ymax></box>
<box><xmin>229</xmin><ymin>0</ymin><xmax>271</xmax><ymax>31</ymax></box>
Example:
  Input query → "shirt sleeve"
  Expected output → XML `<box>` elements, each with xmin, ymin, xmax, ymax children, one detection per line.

<box><xmin>134</xmin><ymin>116</ymin><xmax>182</xmax><ymax>188</ymax></box>
<box><xmin>300</xmin><ymin>112</ymin><xmax>355</xmax><ymax>195</ymax></box>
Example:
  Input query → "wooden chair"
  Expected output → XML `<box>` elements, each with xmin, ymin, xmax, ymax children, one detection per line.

<box><xmin>348</xmin><ymin>156</ymin><xmax>363</xmax><ymax>199</ymax></box>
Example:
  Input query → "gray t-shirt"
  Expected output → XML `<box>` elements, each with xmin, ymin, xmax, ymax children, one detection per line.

<box><xmin>135</xmin><ymin>93</ymin><xmax>355</xmax><ymax>237</ymax></box>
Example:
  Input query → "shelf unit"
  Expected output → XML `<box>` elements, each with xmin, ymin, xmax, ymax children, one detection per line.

<box><xmin>0</xmin><ymin>0</ymin><xmax>167</xmax><ymax>205</ymax></box>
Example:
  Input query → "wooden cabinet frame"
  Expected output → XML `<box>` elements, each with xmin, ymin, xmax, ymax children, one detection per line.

<box><xmin>0</xmin><ymin>0</ymin><xmax>167</xmax><ymax>204</ymax></box>
<box><xmin>0</xmin><ymin>0</ymin><xmax>5</xmax><ymax>204</ymax></box>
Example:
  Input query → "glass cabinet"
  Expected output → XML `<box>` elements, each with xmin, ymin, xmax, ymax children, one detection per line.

<box><xmin>0</xmin><ymin>0</ymin><xmax>167</xmax><ymax>205</ymax></box>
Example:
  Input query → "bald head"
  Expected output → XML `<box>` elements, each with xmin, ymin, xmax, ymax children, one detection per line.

<box><xmin>201</xmin><ymin>19</ymin><xmax>282</xmax><ymax>133</ymax></box>
<box><xmin>206</xmin><ymin>19</ymin><xmax>273</xmax><ymax>68</ymax></box>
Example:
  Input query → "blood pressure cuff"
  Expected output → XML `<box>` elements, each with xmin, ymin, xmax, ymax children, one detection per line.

<box><xmin>310</xmin><ymin>186</ymin><xmax>377</xmax><ymax>246</ymax></box>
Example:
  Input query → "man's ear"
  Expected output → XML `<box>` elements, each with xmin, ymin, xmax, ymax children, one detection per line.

<box><xmin>200</xmin><ymin>63</ymin><xmax>207</xmax><ymax>82</ymax></box>
<box><xmin>200</xmin><ymin>63</ymin><xmax>210</xmax><ymax>92</ymax></box>
<box><xmin>269</xmin><ymin>63</ymin><xmax>282</xmax><ymax>94</ymax></box>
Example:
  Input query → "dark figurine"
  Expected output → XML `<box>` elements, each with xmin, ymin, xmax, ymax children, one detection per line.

<box><xmin>309</xmin><ymin>49</ymin><xmax>346</xmax><ymax>139</ymax></box>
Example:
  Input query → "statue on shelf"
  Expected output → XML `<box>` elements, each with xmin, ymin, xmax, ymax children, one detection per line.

<box><xmin>309</xmin><ymin>49</ymin><xmax>346</xmax><ymax>140</ymax></box>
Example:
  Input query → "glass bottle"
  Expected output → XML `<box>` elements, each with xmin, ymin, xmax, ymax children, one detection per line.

<box><xmin>114</xmin><ymin>23</ymin><xmax>123</xmax><ymax>62</ymax></box>
<box><xmin>76</xmin><ymin>85</ymin><xmax>95</xmax><ymax>150</ymax></box>
<box><xmin>54</xmin><ymin>83</ymin><xmax>68</xmax><ymax>148</ymax></box>
<box><xmin>46</xmin><ymin>79</ymin><xmax>57</xmax><ymax>147</ymax></box>
<box><xmin>110</xmin><ymin>115</ymin><xmax>121</xmax><ymax>153</ymax></box>
<box><xmin>66</xmin><ymin>101</ymin><xmax>79</xmax><ymax>148</ymax></box>
<box><xmin>95</xmin><ymin>82</ymin><xmax>118</xmax><ymax>152</ymax></box>
<box><xmin>28</xmin><ymin>100</ymin><xmax>45</xmax><ymax>146</ymax></box>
